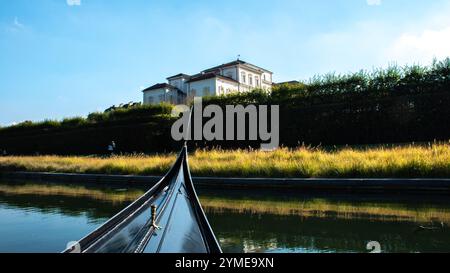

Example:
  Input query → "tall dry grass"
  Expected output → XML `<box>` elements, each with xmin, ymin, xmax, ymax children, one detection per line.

<box><xmin>0</xmin><ymin>143</ymin><xmax>449</xmax><ymax>178</ymax></box>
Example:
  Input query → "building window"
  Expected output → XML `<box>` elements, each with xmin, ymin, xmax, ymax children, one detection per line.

<box><xmin>226</xmin><ymin>72</ymin><xmax>233</xmax><ymax>79</ymax></box>
<box><xmin>241</xmin><ymin>72</ymin><xmax>246</xmax><ymax>83</ymax></box>
<box><xmin>158</xmin><ymin>94</ymin><xmax>164</xmax><ymax>102</ymax></box>
<box><xmin>263</xmin><ymin>74</ymin><xmax>266</xmax><ymax>81</ymax></box>
<box><xmin>255</xmin><ymin>76</ymin><xmax>260</xmax><ymax>87</ymax></box>
<box><xmin>218</xmin><ymin>86</ymin><xmax>224</xmax><ymax>95</ymax></box>
<box><xmin>148</xmin><ymin>96</ymin><xmax>154</xmax><ymax>104</ymax></box>
<box><xmin>249</xmin><ymin>75</ymin><xmax>253</xmax><ymax>86</ymax></box>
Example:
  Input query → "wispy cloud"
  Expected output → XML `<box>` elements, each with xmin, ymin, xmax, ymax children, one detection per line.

<box><xmin>67</xmin><ymin>0</ymin><xmax>81</xmax><ymax>6</ymax></box>
<box><xmin>386</xmin><ymin>26</ymin><xmax>450</xmax><ymax>64</ymax></box>
<box><xmin>13</xmin><ymin>17</ymin><xmax>24</xmax><ymax>28</ymax></box>
<box><xmin>4</xmin><ymin>17</ymin><xmax>25</xmax><ymax>32</ymax></box>
<box><xmin>367</xmin><ymin>0</ymin><xmax>382</xmax><ymax>6</ymax></box>
<box><xmin>304</xmin><ymin>1</ymin><xmax>450</xmax><ymax>77</ymax></box>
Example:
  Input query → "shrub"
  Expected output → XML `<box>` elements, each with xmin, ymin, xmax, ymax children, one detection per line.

<box><xmin>61</xmin><ymin>117</ymin><xmax>87</xmax><ymax>127</ymax></box>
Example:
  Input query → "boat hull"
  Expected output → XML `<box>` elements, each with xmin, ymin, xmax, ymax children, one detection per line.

<box><xmin>63</xmin><ymin>147</ymin><xmax>222</xmax><ymax>253</ymax></box>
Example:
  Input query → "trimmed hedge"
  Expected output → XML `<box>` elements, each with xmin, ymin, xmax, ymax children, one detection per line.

<box><xmin>0</xmin><ymin>104</ymin><xmax>177</xmax><ymax>155</ymax></box>
<box><xmin>0</xmin><ymin>103</ymin><xmax>173</xmax><ymax>134</ymax></box>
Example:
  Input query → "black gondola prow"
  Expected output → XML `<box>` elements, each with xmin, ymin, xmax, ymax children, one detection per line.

<box><xmin>62</xmin><ymin>105</ymin><xmax>222</xmax><ymax>253</ymax></box>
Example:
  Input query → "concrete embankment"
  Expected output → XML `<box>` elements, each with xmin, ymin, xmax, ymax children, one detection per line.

<box><xmin>1</xmin><ymin>171</ymin><xmax>450</xmax><ymax>193</ymax></box>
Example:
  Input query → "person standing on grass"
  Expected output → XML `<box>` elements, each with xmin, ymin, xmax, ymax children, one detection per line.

<box><xmin>107</xmin><ymin>141</ymin><xmax>116</xmax><ymax>156</ymax></box>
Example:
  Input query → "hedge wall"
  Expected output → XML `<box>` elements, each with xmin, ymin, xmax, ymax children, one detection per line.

<box><xmin>0</xmin><ymin>105</ymin><xmax>178</xmax><ymax>155</ymax></box>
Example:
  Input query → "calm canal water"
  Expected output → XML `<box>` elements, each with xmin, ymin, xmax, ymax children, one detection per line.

<box><xmin>0</xmin><ymin>179</ymin><xmax>450</xmax><ymax>253</ymax></box>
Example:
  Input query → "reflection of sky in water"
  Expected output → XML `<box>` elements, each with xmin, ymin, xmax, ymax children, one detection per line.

<box><xmin>266</xmin><ymin>248</ymin><xmax>341</xmax><ymax>253</ymax></box>
<box><xmin>0</xmin><ymin>203</ymin><xmax>107</xmax><ymax>253</ymax></box>
<box><xmin>210</xmin><ymin>211</ymin><xmax>450</xmax><ymax>253</ymax></box>
<box><xmin>221</xmin><ymin>237</ymin><xmax>352</xmax><ymax>253</ymax></box>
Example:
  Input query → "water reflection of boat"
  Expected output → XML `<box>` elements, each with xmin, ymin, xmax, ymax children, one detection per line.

<box><xmin>63</xmin><ymin>146</ymin><xmax>222</xmax><ymax>253</ymax></box>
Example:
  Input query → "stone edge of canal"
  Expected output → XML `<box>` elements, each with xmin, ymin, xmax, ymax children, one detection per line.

<box><xmin>1</xmin><ymin>171</ymin><xmax>450</xmax><ymax>193</ymax></box>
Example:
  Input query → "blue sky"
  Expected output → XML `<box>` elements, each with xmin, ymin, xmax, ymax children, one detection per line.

<box><xmin>1</xmin><ymin>0</ymin><xmax>450</xmax><ymax>126</ymax></box>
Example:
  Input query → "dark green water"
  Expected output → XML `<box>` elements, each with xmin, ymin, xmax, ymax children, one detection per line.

<box><xmin>0</xmin><ymin>180</ymin><xmax>450</xmax><ymax>253</ymax></box>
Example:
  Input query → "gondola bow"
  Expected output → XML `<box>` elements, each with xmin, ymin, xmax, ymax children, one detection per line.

<box><xmin>63</xmin><ymin>146</ymin><xmax>222</xmax><ymax>253</ymax></box>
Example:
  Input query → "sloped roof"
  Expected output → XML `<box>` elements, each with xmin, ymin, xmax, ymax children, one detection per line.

<box><xmin>203</xmin><ymin>59</ymin><xmax>273</xmax><ymax>74</ymax></box>
<box><xmin>142</xmin><ymin>83</ymin><xmax>175</xmax><ymax>92</ymax></box>
<box><xmin>142</xmin><ymin>83</ymin><xmax>187</xmax><ymax>95</ymax></box>
<box><xmin>186</xmin><ymin>72</ymin><xmax>239</xmax><ymax>84</ymax></box>
<box><xmin>167</xmin><ymin>73</ymin><xmax>191</xmax><ymax>80</ymax></box>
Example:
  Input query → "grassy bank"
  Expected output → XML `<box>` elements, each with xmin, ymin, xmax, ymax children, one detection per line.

<box><xmin>0</xmin><ymin>143</ymin><xmax>449</xmax><ymax>178</ymax></box>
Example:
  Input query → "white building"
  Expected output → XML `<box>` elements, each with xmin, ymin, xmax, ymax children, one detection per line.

<box><xmin>142</xmin><ymin>60</ymin><xmax>273</xmax><ymax>104</ymax></box>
